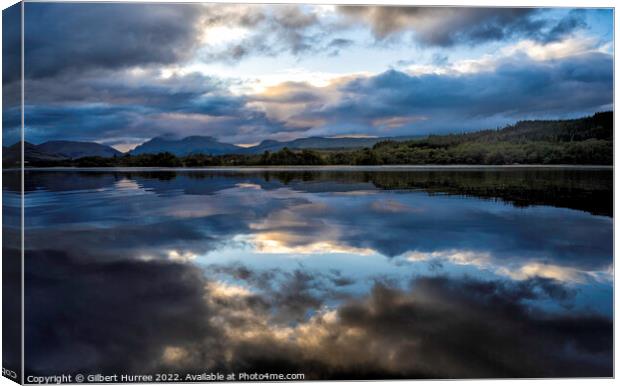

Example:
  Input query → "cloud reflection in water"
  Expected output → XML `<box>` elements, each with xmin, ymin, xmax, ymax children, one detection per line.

<box><xmin>11</xmin><ymin>169</ymin><xmax>611</xmax><ymax>378</ymax></box>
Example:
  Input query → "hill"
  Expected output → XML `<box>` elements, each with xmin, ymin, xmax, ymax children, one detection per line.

<box><xmin>128</xmin><ymin>135</ymin><xmax>423</xmax><ymax>156</ymax></box>
<box><xmin>37</xmin><ymin>140</ymin><xmax>122</xmax><ymax>159</ymax></box>
<box><xmin>246</xmin><ymin>136</ymin><xmax>422</xmax><ymax>153</ymax></box>
<box><xmin>3</xmin><ymin>140</ymin><xmax>121</xmax><ymax>167</ymax></box>
<box><xmin>368</xmin><ymin>112</ymin><xmax>612</xmax><ymax>165</ymax></box>
<box><xmin>413</xmin><ymin>111</ymin><xmax>612</xmax><ymax>145</ymax></box>
<box><xmin>130</xmin><ymin>136</ymin><xmax>243</xmax><ymax>156</ymax></box>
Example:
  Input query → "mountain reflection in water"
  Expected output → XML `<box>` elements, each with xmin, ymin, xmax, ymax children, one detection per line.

<box><xmin>4</xmin><ymin>168</ymin><xmax>612</xmax><ymax>379</ymax></box>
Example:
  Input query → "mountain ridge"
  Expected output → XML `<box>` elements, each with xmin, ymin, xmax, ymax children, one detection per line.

<box><xmin>38</xmin><ymin>140</ymin><xmax>122</xmax><ymax>159</ymax></box>
<box><xmin>3</xmin><ymin>112</ymin><xmax>612</xmax><ymax>166</ymax></box>
<box><xmin>130</xmin><ymin>135</ymin><xmax>425</xmax><ymax>157</ymax></box>
<box><xmin>3</xmin><ymin>140</ymin><xmax>121</xmax><ymax>165</ymax></box>
<box><xmin>130</xmin><ymin>135</ymin><xmax>243</xmax><ymax>156</ymax></box>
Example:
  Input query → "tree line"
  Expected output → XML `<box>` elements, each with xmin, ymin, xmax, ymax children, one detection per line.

<box><xmin>22</xmin><ymin>111</ymin><xmax>613</xmax><ymax>167</ymax></box>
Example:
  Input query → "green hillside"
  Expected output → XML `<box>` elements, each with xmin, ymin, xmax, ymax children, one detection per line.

<box><xmin>366</xmin><ymin>111</ymin><xmax>612</xmax><ymax>165</ymax></box>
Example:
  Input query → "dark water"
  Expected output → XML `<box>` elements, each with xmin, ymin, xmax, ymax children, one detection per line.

<box><xmin>4</xmin><ymin>167</ymin><xmax>613</xmax><ymax>379</ymax></box>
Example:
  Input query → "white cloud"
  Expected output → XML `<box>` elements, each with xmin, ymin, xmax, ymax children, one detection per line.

<box><xmin>405</xmin><ymin>35</ymin><xmax>607</xmax><ymax>76</ymax></box>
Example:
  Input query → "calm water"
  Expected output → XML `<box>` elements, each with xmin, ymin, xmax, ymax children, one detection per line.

<box><xmin>4</xmin><ymin>167</ymin><xmax>613</xmax><ymax>379</ymax></box>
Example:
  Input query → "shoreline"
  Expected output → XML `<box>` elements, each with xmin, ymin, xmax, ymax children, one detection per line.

<box><xmin>5</xmin><ymin>164</ymin><xmax>614</xmax><ymax>172</ymax></box>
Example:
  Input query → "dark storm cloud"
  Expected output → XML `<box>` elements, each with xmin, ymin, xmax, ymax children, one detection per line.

<box><xmin>210</xmin><ymin>268</ymin><xmax>607</xmax><ymax>378</ymax></box>
<box><xmin>23</xmin><ymin>104</ymin><xmax>140</xmax><ymax>145</ymax></box>
<box><xmin>22</xmin><ymin>70</ymin><xmax>290</xmax><ymax>146</ymax></box>
<box><xmin>22</xmin><ymin>4</ymin><xmax>294</xmax><ymax>146</ymax></box>
<box><xmin>24</xmin><ymin>3</ymin><xmax>204</xmax><ymax>78</ymax></box>
<box><xmin>318</xmin><ymin>276</ymin><xmax>612</xmax><ymax>378</ymax></box>
<box><xmin>209</xmin><ymin>263</ymin><xmax>353</xmax><ymax>323</ymax></box>
<box><xmin>2</xmin><ymin>3</ymin><xmax>21</xmax><ymax>85</ymax></box>
<box><xmin>25</xmin><ymin>70</ymin><xmax>232</xmax><ymax>109</ymax></box>
<box><xmin>3</xmin><ymin>3</ymin><xmax>22</xmax><ymax>146</ymax></box>
<box><xmin>292</xmin><ymin>51</ymin><xmax>612</xmax><ymax>135</ymax></box>
<box><xmin>26</xmin><ymin>244</ymin><xmax>611</xmax><ymax>378</ymax></box>
<box><xmin>337</xmin><ymin>7</ymin><xmax>586</xmax><ymax>46</ymax></box>
<box><xmin>25</xmin><ymin>250</ymin><xmax>221</xmax><ymax>375</ymax></box>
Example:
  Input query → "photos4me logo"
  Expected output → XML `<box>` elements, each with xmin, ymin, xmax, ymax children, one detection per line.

<box><xmin>3</xmin><ymin>368</ymin><xmax>17</xmax><ymax>379</ymax></box>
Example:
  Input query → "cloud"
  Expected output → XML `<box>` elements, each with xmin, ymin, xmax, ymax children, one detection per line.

<box><xmin>3</xmin><ymin>3</ymin><xmax>22</xmax><ymax>146</ymax></box>
<box><xmin>24</xmin><ymin>243</ymin><xmax>612</xmax><ymax>378</ymax></box>
<box><xmin>22</xmin><ymin>69</ymin><xmax>291</xmax><ymax>147</ymax></box>
<box><xmin>203</xmin><ymin>270</ymin><xmax>608</xmax><ymax>377</ymax></box>
<box><xmin>24</xmin><ymin>3</ymin><xmax>205</xmax><ymax>78</ymax></box>
<box><xmin>315</xmin><ymin>276</ymin><xmax>611</xmax><ymax>377</ymax></box>
<box><xmin>337</xmin><ymin>7</ymin><xmax>586</xmax><ymax>46</ymax></box>
<box><xmin>543</xmin><ymin>9</ymin><xmax>588</xmax><ymax>43</ymax></box>
<box><xmin>198</xmin><ymin>4</ymin><xmax>330</xmax><ymax>62</ymax></box>
<box><xmin>208</xmin><ymin>263</ymin><xmax>351</xmax><ymax>324</ymax></box>
<box><xmin>327</xmin><ymin>38</ymin><xmax>355</xmax><ymax>56</ymax></box>
<box><xmin>18</xmin><ymin>169</ymin><xmax>612</xmax><ymax>277</ymax></box>
<box><xmin>18</xmin><ymin>170</ymin><xmax>612</xmax><ymax>377</ymax></box>
<box><xmin>245</xmin><ymin>184</ymin><xmax>612</xmax><ymax>273</ymax></box>
<box><xmin>196</xmin><ymin>6</ymin><xmax>591</xmax><ymax>61</ymax></box>
<box><xmin>191</xmin><ymin>6</ymin><xmax>591</xmax><ymax>62</ymax></box>
<box><xmin>283</xmin><ymin>50</ymin><xmax>612</xmax><ymax>137</ymax></box>
<box><xmin>25</xmin><ymin>250</ymin><xmax>220</xmax><ymax>374</ymax></box>
<box><xmin>2</xmin><ymin>3</ymin><xmax>21</xmax><ymax>84</ymax></box>
<box><xmin>16</xmin><ymin>4</ymin><xmax>611</xmax><ymax>147</ymax></box>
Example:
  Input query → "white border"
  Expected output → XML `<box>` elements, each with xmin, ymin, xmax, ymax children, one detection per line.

<box><xmin>0</xmin><ymin>1</ymin><xmax>616</xmax><ymax>386</ymax></box>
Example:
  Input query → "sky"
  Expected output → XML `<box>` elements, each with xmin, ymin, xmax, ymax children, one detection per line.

<box><xmin>2</xmin><ymin>3</ymin><xmax>614</xmax><ymax>151</ymax></box>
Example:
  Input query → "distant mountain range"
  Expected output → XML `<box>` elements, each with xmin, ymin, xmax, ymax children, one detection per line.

<box><xmin>130</xmin><ymin>135</ymin><xmax>242</xmax><ymax>156</ymax></box>
<box><xmin>4</xmin><ymin>135</ymin><xmax>422</xmax><ymax>164</ymax></box>
<box><xmin>246</xmin><ymin>136</ymin><xmax>421</xmax><ymax>153</ymax></box>
<box><xmin>3</xmin><ymin>112</ymin><xmax>612</xmax><ymax>166</ymax></box>
<box><xmin>130</xmin><ymin>135</ymin><xmax>422</xmax><ymax>156</ymax></box>
<box><xmin>37</xmin><ymin>140</ymin><xmax>122</xmax><ymax>158</ymax></box>
<box><xmin>3</xmin><ymin>140</ymin><xmax>122</xmax><ymax>164</ymax></box>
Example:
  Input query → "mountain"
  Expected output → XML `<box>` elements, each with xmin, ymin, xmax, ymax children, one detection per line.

<box><xmin>37</xmin><ymin>140</ymin><xmax>122</xmax><ymax>159</ymax></box>
<box><xmin>128</xmin><ymin>135</ymin><xmax>424</xmax><ymax>156</ymax></box>
<box><xmin>250</xmin><ymin>137</ymin><xmax>382</xmax><ymax>153</ymax></box>
<box><xmin>3</xmin><ymin>141</ymin><xmax>66</xmax><ymax>165</ymax></box>
<box><xmin>244</xmin><ymin>136</ymin><xmax>423</xmax><ymax>154</ymax></box>
<box><xmin>3</xmin><ymin>140</ymin><xmax>121</xmax><ymax>166</ymax></box>
<box><xmin>4</xmin><ymin>111</ymin><xmax>610</xmax><ymax>167</ymax></box>
<box><xmin>130</xmin><ymin>136</ymin><xmax>243</xmax><ymax>156</ymax></box>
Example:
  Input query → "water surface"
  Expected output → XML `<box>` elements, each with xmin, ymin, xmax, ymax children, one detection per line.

<box><xmin>5</xmin><ymin>167</ymin><xmax>613</xmax><ymax>379</ymax></box>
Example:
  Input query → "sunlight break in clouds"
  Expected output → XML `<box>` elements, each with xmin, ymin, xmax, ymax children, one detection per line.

<box><xmin>246</xmin><ymin>233</ymin><xmax>376</xmax><ymax>256</ymax></box>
